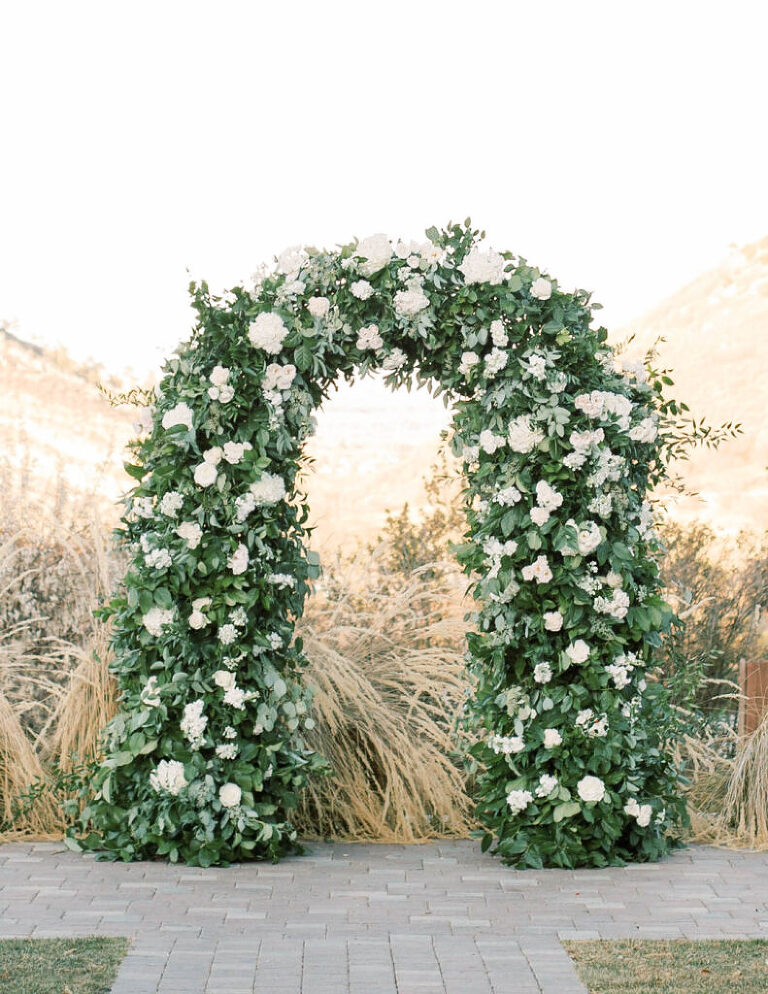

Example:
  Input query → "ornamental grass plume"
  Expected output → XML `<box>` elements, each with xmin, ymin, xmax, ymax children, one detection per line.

<box><xmin>294</xmin><ymin>549</ymin><xmax>476</xmax><ymax>842</ymax></box>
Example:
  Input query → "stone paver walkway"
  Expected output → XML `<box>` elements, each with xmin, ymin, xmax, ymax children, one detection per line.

<box><xmin>1</xmin><ymin>841</ymin><xmax>768</xmax><ymax>993</ymax></box>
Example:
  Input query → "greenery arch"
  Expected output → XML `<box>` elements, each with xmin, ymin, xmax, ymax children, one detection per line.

<box><xmin>75</xmin><ymin>221</ymin><xmax>688</xmax><ymax>868</ymax></box>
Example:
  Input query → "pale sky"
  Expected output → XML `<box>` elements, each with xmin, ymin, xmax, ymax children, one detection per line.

<box><xmin>1</xmin><ymin>0</ymin><xmax>767</xmax><ymax>379</ymax></box>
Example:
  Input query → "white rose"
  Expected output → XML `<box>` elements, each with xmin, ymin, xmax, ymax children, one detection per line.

<box><xmin>213</xmin><ymin>670</ymin><xmax>236</xmax><ymax>691</ymax></box>
<box><xmin>223</xmin><ymin>441</ymin><xmax>251</xmax><ymax>465</ymax></box>
<box><xmin>176</xmin><ymin>521</ymin><xmax>202</xmax><ymax>549</ymax></box>
<box><xmin>218</xmin><ymin>384</ymin><xmax>235</xmax><ymax>403</ymax></box>
<box><xmin>355</xmin><ymin>234</ymin><xmax>392</xmax><ymax>275</ymax></box>
<box><xmin>458</xmin><ymin>248</ymin><xmax>506</xmax><ymax>285</ymax></box>
<box><xmin>565</xmin><ymin>640</ymin><xmax>590</xmax><ymax>665</ymax></box>
<box><xmin>218</xmin><ymin>782</ymin><xmax>242</xmax><ymax>808</ymax></box>
<box><xmin>161</xmin><ymin>402</ymin><xmax>194</xmax><ymax>432</ymax></box>
<box><xmin>193</xmin><ymin>462</ymin><xmax>219</xmax><ymax>488</ymax></box>
<box><xmin>533</xmin><ymin>662</ymin><xmax>553</xmax><ymax>684</ymax></box>
<box><xmin>188</xmin><ymin>609</ymin><xmax>209</xmax><ymax>630</ymax></box>
<box><xmin>308</xmin><ymin>296</ymin><xmax>330</xmax><ymax>318</ymax></box>
<box><xmin>530</xmin><ymin>277</ymin><xmax>553</xmax><ymax>300</ymax></box>
<box><xmin>637</xmin><ymin>804</ymin><xmax>653</xmax><ymax>827</ymax></box>
<box><xmin>350</xmin><ymin>280</ymin><xmax>374</xmax><ymax>300</ymax></box>
<box><xmin>228</xmin><ymin>543</ymin><xmax>249</xmax><ymax>576</ymax></box>
<box><xmin>543</xmin><ymin>611</ymin><xmax>563</xmax><ymax>632</ymax></box>
<box><xmin>394</xmin><ymin>287</ymin><xmax>430</xmax><ymax>317</ymax></box>
<box><xmin>356</xmin><ymin>324</ymin><xmax>383</xmax><ymax>350</ymax></box>
<box><xmin>276</xmin><ymin>245</ymin><xmax>307</xmax><ymax>275</ymax></box>
<box><xmin>543</xmin><ymin>728</ymin><xmax>562</xmax><ymax>748</ymax></box>
<box><xmin>210</xmin><ymin>365</ymin><xmax>230</xmax><ymax>386</ymax></box>
<box><xmin>479</xmin><ymin>430</ymin><xmax>505</xmax><ymax>454</ymax></box>
<box><xmin>530</xmin><ymin>507</ymin><xmax>551</xmax><ymax>527</ymax></box>
<box><xmin>203</xmin><ymin>446</ymin><xmax>223</xmax><ymax>465</ymax></box>
<box><xmin>577</xmin><ymin>775</ymin><xmax>606</xmax><ymax>803</ymax></box>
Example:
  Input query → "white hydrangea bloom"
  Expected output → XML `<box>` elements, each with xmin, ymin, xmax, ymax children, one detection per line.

<box><xmin>250</xmin><ymin>472</ymin><xmax>286</xmax><ymax>506</ymax></box>
<box><xmin>356</xmin><ymin>324</ymin><xmax>383</xmax><ymax>350</ymax></box>
<box><xmin>394</xmin><ymin>287</ymin><xmax>430</xmax><ymax>317</ymax></box>
<box><xmin>535</xmin><ymin>774</ymin><xmax>558</xmax><ymax>798</ymax></box>
<box><xmin>144</xmin><ymin>548</ymin><xmax>172</xmax><ymax>570</ymax></box>
<box><xmin>479</xmin><ymin>430</ymin><xmax>505</xmax><ymax>454</ymax></box>
<box><xmin>488</xmin><ymin>734</ymin><xmax>525</xmax><ymax>755</ymax></box>
<box><xmin>506</xmin><ymin>788</ymin><xmax>534</xmax><ymax>814</ymax></box>
<box><xmin>218</xmin><ymin>624</ymin><xmax>238</xmax><ymax>645</ymax></box>
<box><xmin>307</xmin><ymin>296</ymin><xmax>330</xmax><ymax>318</ymax></box>
<box><xmin>150</xmin><ymin>759</ymin><xmax>187</xmax><ymax>796</ymax></box>
<box><xmin>508</xmin><ymin>415</ymin><xmax>544</xmax><ymax>454</ymax></box>
<box><xmin>223</xmin><ymin>685</ymin><xmax>246</xmax><ymax>709</ymax></box>
<box><xmin>222</xmin><ymin>441</ymin><xmax>252</xmax><ymax>465</ymax></box>
<box><xmin>494</xmin><ymin>485</ymin><xmax>521</xmax><ymax>506</ymax></box>
<box><xmin>350</xmin><ymin>279</ymin><xmax>374</xmax><ymax>300</ymax></box>
<box><xmin>159</xmin><ymin>491</ymin><xmax>184</xmax><ymax>517</ymax></box>
<box><xmin>248</xmin><ymin>312</ymin><xmax>289</xmax><ymax>353</ymax></box>
<box><xmin>355</xmin><ymin>234</ymin><xmax>392</xmax><ymax>275</ymax></box>
<box><xmin>484</xmin><ymin>348</ymin><xmax>508</xmax><ymax>378</ymax></box>
<box><xmin>142</xmin><ymin>607</ymin><xmax>174</xmax><ymax>637</ymax></box>
<box><xmin>180</xmin><ymin>700</ymin><xmax>207</xmax><ymax>749</ymax></box>
<box><xmin>131</xmin><ymin>496</ymin><xmax>155</xmax><ymax>519</ymax></box>
<box><xmin>176</xmin><ymin>521</ymin><xmax>202</xmax><ymax>549</ymax></box>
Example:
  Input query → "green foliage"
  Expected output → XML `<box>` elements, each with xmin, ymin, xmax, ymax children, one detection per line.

<box><xmin>75</xmin><ymin>220</ymin><xmax>717</xmax><ymax>867</ymax></box>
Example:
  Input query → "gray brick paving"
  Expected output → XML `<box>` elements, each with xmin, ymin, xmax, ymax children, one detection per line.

<box><xmin>1</xmin><ymin>842</ymin><xmax>768</xmax><ymax>992</ymax></box>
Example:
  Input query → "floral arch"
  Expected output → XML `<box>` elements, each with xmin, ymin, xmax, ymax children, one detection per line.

<box><xmin>75</xmin><ymin>221</ymin><xmax>686</xmax><ymax>868</ymax></box>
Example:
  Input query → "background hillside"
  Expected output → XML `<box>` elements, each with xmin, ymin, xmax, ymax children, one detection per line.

<box><xmin>2</xmin><ymin>236</ymin><xmax>767</xmax><ymax>545</ymax></box>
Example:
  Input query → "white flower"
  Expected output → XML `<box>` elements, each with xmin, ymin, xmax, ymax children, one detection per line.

<box><xmin>219</xmin><ymin>782</ymin><xmax>242</xmax><ymax>808</ymax></box>
<box><xmin>533</xmin><ymin>662</ymin><xmax>553</xmax><ymax>684</ymax></box>
<box><xmin>606</xmin><ymin>662</ymin><xmax>632</xmax><ymax>688</ymax></box>
<box><xmin>248</xmin><ymin>312</ymin><xmax>289</xmax><ymax>354</ymax></box>
<box><xmin>133</xmin><ymin>406</ymin><xmax>155</xmax><ymax>435</ymax></box>
<box><xmin>565</xmin><ymin>640</ymin><xmax>590</xmax><ymax>665</ymax></box>
<box><xmin>588</xmin><ymin>493</ymin><xmax>612</xmax><ymax>518</ymax></box>
<box><xmin>188</xmin><ymin>607</ymin><xmax>209</xmax><ymax>630</ymax></box>
<box><xmin>145</xmin><ymin>548</ymin><xmax>172</xmax><ymax>570</ymax></box>
<box><xmin>490</xmin><ymin>319</ymin><xmax>508</xmax><ymax>347</ymax></box>
<box><xmin>228</xmin><ymin>543</ymin><xmax>249</xmax><ymax>576</ymax></box>
<box><xmin>203</xmin><ymin>446</ymin><xmax>223</xmax><ymax>465</ymax></box>
<box><xmin>159</xmin><ymin>491</ymin><xmax>184</xmax><ymax>517</ymax></box>
<box><xmin>131</xmin><ymin>497</ymin><xmax>155</xmax><ymax>519</ymax></box>
<box><xmin>479</xmin><ymin>430</ymin><xmax>505</xmax><ymax>454</ymax></box>
<box><xmin>543</xmin><ymin>611</ymin><xmax>563</xmax><ymax>632</ymax></box>
<box><xmin>394</xmin><ymin>287</ymin><xmax>430</xmax><ymax>317</ymax></box>
<box><xmin>161</xmin><ymin>402</ymin><xmax>194</xmax><ymax>431</ymax></box>
<box><xmin>180</xmin><ymin>700</ymin><xmax>207</xmax><ymax>749</ymax></box>
<box><xmin>142</xmin><ymin>607</ymin><xmax>174</xmax><ymax>637</ymax></box>
<box><xmin>356</xmin><ymin>324</ymin><xmax>383</xmax><ymax>349</ymax></box>
<box><xmin>494</xmin><ymin>486</ymin><xmax>521</xmax><ymax>506</ymax></box>
<box><xmin>267</xmin><ymin>573</ymin><xmax>296</xmax><ymax>589</ymax></box>
<box><xmin>176</xmin><ymin>521</ymin><xmax>202</xmax><ymax>550</ymax></box>
<box><xmin>350</xmin><ymin>279</ymin><xmax>374</xmax><ymax>300</ymax></box>
<box><xmin>577</xmin><ymin>776</ymin><xmax>606</xmax><ymax>803</ymax></box>
<box><xmin>231</xmin><ymin>607</ymin><xmax>248</xmax><ymax>627</ymax></box>
<box><xmin>535</xmin><ymin>774</ymin><xmax>558</xmax><ymax>798</ymax></box>
<box><xmin>211</xmin><ymin>383</ymin><xmax>235</xmax><ymax>404</ymax></box>
<box><xmin>307</xmin><ymin>296</ymin><xmax>330</xmax><ymax>318</ymax></box>
<box><xmin>577</xmin><ymin>521</ymin><xmax>602</xmax><ymax>556</ymax></box>
<box><xmin>140</xmin><ymin>676</ymin><xmax>161</xmax><ymax>708</ymax></box>
<box><xmin>628</xmin><ymin>418</ymin><xmax>658</xmax><ymax>443</ymax></box>
<box><xmin>530</xmin><ymin>277</ymin><xmax>552</xmax><ymax>300</ymax></box>
<box><xmin>458</xmin><ymin>351</ymin><xmax>480</xmax><ymax>377</ymax></box>
<box><xmin>150</xmin><ymin>759</ymin><xmax>187</xmax><ymax>796</ymax></box>
<box><xmin>459</xmin><ymin>248</ymin><xmax>506</xmax><ymax>285</ymax></box>
<box><xmin>543</xmin><ymin>728</ymin><xmax>562</xmax><ymax>748</ymax></box>
<box><xmin>508</xmin><ymin>415</ymin><xmax>544</xmax><ymax>454</ymax></box>
<box><xmin>250</xmin><ymin>472</ymin><xmax>286</xmax><ymax>506</ymax></box>
<box><xmin>215</xmin><ymin>743</ymin><xmax>239</xmax><ymax>760</ymax></box>
<box><xmin>636</xmin><ymin>804</ymin><xmax>653</xmax><ymax>827</ymax></box>
<box><xmin>535</xmin><ymin>480</ymin><xmax>563</xmax><ymax>511</ymax></box>
<box><xmin>576</xmin><ymin>709</ymin><xmax>609</xmax><ymax>738</ymax></box>
<box><xmin>484</xmin><ymin>348</ymin><xmax>508</xmax><ymax>378</ymax></box>
<box><xmin>489</xmin><ymin>734</ymin><xmax>525</xmax><ymax>755</ymax></box>
<box><xmin>223</xmin><ymin>685</ymin><xmax>247</xmax><ymax>709</ymax></box>
<box><xmin>523</xmin><ymin>354</ymin><xmax>548</xmax><ymax>381</ymax></box>
<box><xmin>193</xmin><ymin>461</ymin><xmax>218</xmax><ymax>488</ymax></box>
<box><xmin>574</xmin><ymin>392</ymin><xmax>605</xmax><ymax>418</ymax></box>
<box><xmin>624</xmin><ymin>797</ymin><xmax>640</xmax><ymax>819</ymax></box>
<box><xmin>355</xmin><ymin>233</ymin><xmax>392</xmax><ymax>275</ymax></box>
<box><xmin>210</xmin><ymin>365</ymin><xmax>230</xmax><ymax>387</ymax></box>
<box><xmin>218</xmin><ymin>624</ymin><xmax>238</xmax><ymax>645</ymax></box>
<box><xmin>506</xmin><ymin>788</ymin><xmax>534</xmax><ymax>814</ymax></box>
<box><xmin>223</xmin><ymin>441</ymin><xmax>252</xmax><ymax>465</ymax></box>
<box><xmin>521</xmin><ymin>555</ymin><xmax>553</xmax><ymax>584</ymax></box>
<box><xmin>382</xmin><ymin>348</ymin><xmax>408</xmax><ymax>371</ymax></box>
<box><xmin>595</xmin><ymin>589</ymin><xmax>631</xmax><ymax>621</ymax></box>
<box><xmin>262</xmin><ymin>363</ymin><xmax>297</xmax><ymax>393</ymax></box>
<box><xmin>530</xmin><ymin>507</ymin><xmax>551</xmax><ymax>527</ymax></box>
<box><xmin>276</xmin><ymin>245</ymin><xmax>307</xmax><ymax>275</ymax></box>
<box><xmin>213</xmin><ymin>670</ymin><xmax>236</xmax><ymax>691</ymax></box>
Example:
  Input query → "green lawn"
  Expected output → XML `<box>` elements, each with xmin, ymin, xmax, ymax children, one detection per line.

<box><xmin>0</xmin><ymin>937</ymin><xmax>130</xmax><ymax>994</ymax></box>
<box><xmin>564</xmin><ymin>939</ymin><xmax>768</xmax><ymax>994</ymax></box>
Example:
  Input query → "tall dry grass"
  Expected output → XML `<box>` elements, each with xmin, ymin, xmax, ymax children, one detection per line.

<box><xmin>295</xmin><ymin>551</ymin><xmax>475</xmax><ymax>841</ymax></box>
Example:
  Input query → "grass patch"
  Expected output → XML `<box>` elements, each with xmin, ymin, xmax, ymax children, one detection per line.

<box><xmin>564</xmin><ymin>939</ymin><xmax>768</xmax><ymax>994</ymax></box>
<box><xmin>0</xmin><ymin>937</ymin><xmax>129</xmax><ymax>994</ymax></box>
